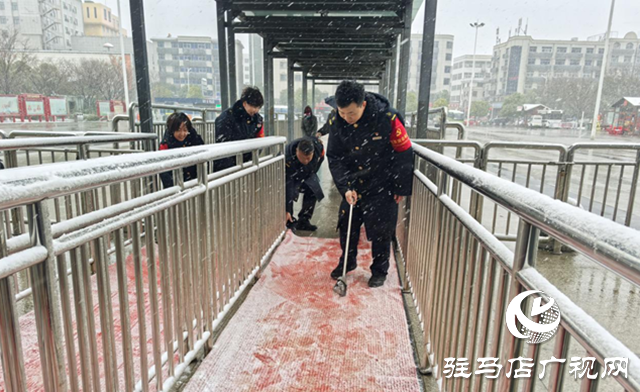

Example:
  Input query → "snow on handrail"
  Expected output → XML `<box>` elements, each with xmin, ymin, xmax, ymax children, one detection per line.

<box><xmin>0</xmin><ymin>136</ymin><xmax>286</xmax><ymax>211</ymax></box>
<box><xmin>0</xmin><ymin>133</ymin><xmax>157</xmax><ymax>150</ymax></box>
<box><xmin>412</xmin><ymin>143</ymin><xmax>640</xmax><ymax>287</ymax></box>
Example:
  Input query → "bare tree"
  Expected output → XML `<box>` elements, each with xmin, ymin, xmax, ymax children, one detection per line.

<box><xmin>0</xmin><ymin>29</ymin><xmax>34</xmax><ymax>94</ymax></box>
<box><xmin>28</xmin><ymin>61</ymin><xmax>74</xmax><ymax>96</ymax></box>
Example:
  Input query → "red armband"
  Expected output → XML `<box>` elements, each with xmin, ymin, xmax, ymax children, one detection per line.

<box><xmin>256</xmin><ymin>124</ymin><xmax>265</xmax><ymax>138</ymax></box>
<box><xmin>159</xmin><ymin>143</ymin><xmax>169</xmax><ymax>151</ymax></box>
<box><xmin>390</xmin><ymin>116</ymin><xmax>412</xmax><ymax>152</ymax></box>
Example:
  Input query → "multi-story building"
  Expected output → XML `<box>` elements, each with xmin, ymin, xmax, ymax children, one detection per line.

<box><xmin>1</xmin><ymin>0</ymin><xmax>83</xmax><ymax>50</ymax></box>
<box><xmin>152</xmin><ymin>36</ymin><xmax>220</xmax><ymax>99</ymax></box>
<box><xmin>82</xmin><ymin>0</ymin><xmax>126</xmax><ymax>38</ymax></box>
<box><xmin>487</xmin><ymin>32</ymin><xmax>640</xmax><ymax>103</ymax></box>
<box><xmin>408</xmin><ymin>34</ymin><xmax>454</xmax><ymax>95</ymax></box>
<box><xmin>450</xmin><ymin>54</ymin><xmax>492</xmax><ymax>110</ymax></box>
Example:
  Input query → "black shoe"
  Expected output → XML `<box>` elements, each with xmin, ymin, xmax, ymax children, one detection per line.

<box><xmin>296</xmin><ymin>219</ymin><xmax>317</xmax><ymax>231</ymax></box>
<box><xmin>368</xmin><ymin>274</ymin><xmax>386</xmax><ymax>288</ymax></box>
<box><xmin>286</xmin><ymin>217</ymin><xmax>298</xmax><ymax>230</ymax></box>
<box><xmin>331</xmin><ymin>263</ymin><xmax>357</xmax><ymax>280</ymax></box>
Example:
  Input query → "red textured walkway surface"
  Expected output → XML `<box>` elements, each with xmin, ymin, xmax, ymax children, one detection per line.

<box><xmin>0</xmin><ymin>247</ymin><xmax>171</xmax><ymax>392</ymax></box>
<box><xmin>184</xmin><ymin>231</ymin><xmax>421</xmax><ymax>391</ymax></box>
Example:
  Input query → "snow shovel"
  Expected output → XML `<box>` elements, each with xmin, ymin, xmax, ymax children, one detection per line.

<box><xmin>333</xmin><ymin>202</ymin><xmax>354</xmax><ymax>297</ymax></box>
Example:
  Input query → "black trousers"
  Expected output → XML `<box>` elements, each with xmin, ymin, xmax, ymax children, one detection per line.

<box><xmin>298</xmin><ymin>183</ymin><xmax>318</xmax><ymax>222</ymax></box>
<box><xmin>337</xmin><ymin>191</ymin><xmax>398</xmax><ymax>277</ymax></box>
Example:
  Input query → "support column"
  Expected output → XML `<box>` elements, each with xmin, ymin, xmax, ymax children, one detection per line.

<box><xmin>287</xmin><ymin>59</ymin><xmax>295</xmax><ymax>141</ymax></box>
<box><xmin>389</xmin><ymin>37</ymin><xmax>398</xmax><ymax>107</ymax></box>
<box><xmin>263</xmin><ymin>39</ymin><xmax>273</xmax><ymax>135</ymax></box>
<box><xmin>226</xmin><ymin>10</ymin><xmax>237</xmax><ymax>103</ymax></box>
<box><xmin>416</xmin><ymin>0</ymin><xmax>438</xmax><ymax>139</ymax></box>
<box><xmin>302</xmin><ymin>71</ymin><xmax>308</xmax><ymax>108</ymax></box>
<box><xmin>215</xmin><ymin>1</ymin><xmax>229</xmax><ymax>109</ymax></box>
<box><xmin>396</xmin><ymin>0</ymin><xmax>414</xmax><ymax>116</ymax></box>
<box><xmin>130</xmin><ymin>0</ymin><xmax>154</xmax><ymax>150</ymax></box>
<box><xmin>311</xmin><ymin>79</ymin><xmax>316</xmax><ymax>109</ymax></box>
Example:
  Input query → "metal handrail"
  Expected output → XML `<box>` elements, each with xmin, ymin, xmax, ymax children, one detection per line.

<box><xmin>413</xmin><ymin>143</ymin><xmax>640</xmax><ymax>286</ymax></box>
<box><xmin>0</xmin><ymin>137</ymin><xmax>285</xmax><ymax>210</ymax></box>
<box><xmin>0</xmin><ymin>135</ymin><xmax>286</xmax><ymax>391</ymax></box>
<box><xmin>0</xmin><ymin>134</ymin><xmax>157</xmax><ymax>151</ymax></box>
<box><xmin>401</xmin><ymin>143</ymin><xmax>640</xmax><ymax>391</ymax></box>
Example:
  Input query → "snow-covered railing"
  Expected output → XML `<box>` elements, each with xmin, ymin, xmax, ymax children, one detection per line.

<box><xmin>0</xmin><ymin>137</ymin><xmax>286</xmax><ymax>392</ymax></box>
<box><xmin>398</xmin><ymin>143</ymin><xmax>640</xmax><ymax>391</ymax></box>
<box><xmin>414</xmin><ymin>140</ymin><xmax>640</xmax><ymax>242</ymax></box>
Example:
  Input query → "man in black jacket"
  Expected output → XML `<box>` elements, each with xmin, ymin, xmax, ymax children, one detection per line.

<box><xmin>286</xmin><ymin>137</ymin><xmax>325</xmax><ymax>231</ymax></box>
<box><xmin>325</xmin><ymin>80</ymin><xmax>414</xmax><ymax>288</ymax></box>
<box><xmin>214</xmin><ymin>86</ymin><xmax>264</xmax><ymax>171</ymax></box>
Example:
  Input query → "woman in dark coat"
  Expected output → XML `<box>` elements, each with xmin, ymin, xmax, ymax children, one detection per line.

<box><xmin>159</xmin><ymin>112</ymin><xmax>205</xmax><ymax>188</ymax></box>
<box><xmin>301</xmin><ymin>106</ymin><xmax>318</xmax><ymax>138</ymax></box>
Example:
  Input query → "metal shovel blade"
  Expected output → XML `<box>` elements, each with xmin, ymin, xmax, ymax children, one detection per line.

<box><xmin>333</xmin><ymin>277</ymin><xmax>347</xmax><ymax>297</ymax></box>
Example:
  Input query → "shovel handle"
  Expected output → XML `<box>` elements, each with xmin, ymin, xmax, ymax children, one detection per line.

<box><xmin>341</xmin><ymin>203</ymin><xmax>355</xmax><ymax>278</ymax></box>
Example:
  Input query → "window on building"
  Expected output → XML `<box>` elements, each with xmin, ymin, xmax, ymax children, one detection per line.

<box><xmin>597</xmin><ymin>60</ymin><xmax>603</xmax><ymax>66</ymax></box>
<box><xmin>434</xmin><ymin>41</ymin><xmax>439</xmax><ymax>48</ymax></box>
<box><xmin>529</xmin><ymin>46</ymin><xmax>537</xmax><ymax>52</ymax></box>
<box><xmin>598</xmin><ymin>48</ymin><xmax>605</xmax><ymax>54</ymax></box>
<box><xmin>103</xmin><ymin>9</ymin><xmax>107</xmax><ymax>20</ymax></box>
<box><xmin>0</xmin><ymin>3</ymin><xmax>4</xmax><ymax>11</ymax></box>
<box><xmin>528</xmin><ymin>58</ymin><xmax>536</xmax><ymax>65</ymax></box>
<box><xmin>627</xmin><ymin>43</ymin><xmax>634</xmax><ymax>50</ymax></box>
<box><xmin>444</xmin><ymin>66</ymin><xmax>451</xmax><ymax>73</ymax></box>
<box><xmin>570</xmin><ymin>60</ymin><xmax>580</xmax><ymax>65</ymax></box>
<box><xmin>158</xmin><ymin>41</ymin><xmax>164</xmax><ymax>48</ymax></box>
<box><xmin>280</xmin><ymin>74</ymin><xmax>286</xmax><ymax>81</ymax></box>
<box><xmin>444</xmin><ymin>78</ymin><xmax>450</xmax><ymax>85</ymax></box>
<box><xmin>13</xmin><ymin>17</ymin><xmax>19</xmax><ymax>25</ymax></box>
<box><xmin>614</xmin><ymin>42</ymin><xmax>621</xmax><ymax>49</ymax></box>
<box><xmin>94</xmin><ymin>7</ymin><xmax>97</xmax><ymax>18</ymax></box>
<box><xmin>446</xmin><ymin>53</ymin><xmax>452</xmax><ymax>61</ymax></box>
<box><xmin>557</xmin><ymin>47</ymin><xmax>567</xmax><ymax>53</ymax></box>
<box><xmin>11</xmin><ymin>1</ymin><xmax>17</xmax><ymax>11</ymax></box>
<box><xmin>446</xmin><ymin>41</ymin><xmax>453</xmax><ymax>49</ymax></box>
<box><xmin>585</xmin><ymin>60</ymin><xmax>592</xmax><ymax>66</ymax></box>
<box><xmin>624</xmin><ymin>56</ymin><xmax>631</xmax><ymax>63</ymax></box>
<box><xmin>556</xmin><ymin>59</ymin><xmax>565</xmax><ymax>65</ymax></box>
<box><xmin>541</xmin><ymin>59</ymin><xmax>551</xmax><ymax>65</ymax></box>
<box><xmin>586</xmin><ymin>48</ymin><xmax>594</xmax><ymax>54</ymax></box>
<box><xmin>108</xmin><ymin>11</ymin><xmax>111</xmax><ymax>22</ymax></box>
<box><xmin>0</xmin><ymin>17</ymin><xmax>6</xmax><ymax>24</ymax></box>
<box><xmin>86</xmin><ymin>7</ymin><xmax>90</xmax><ymax>18</ymax></box>
<box><xmin>542</xmin><ymin>46</ymin><xmax>552</xmax><ymax>53</ymax></box>
<box><xmin>571</xmin><ymin>47</ymin><xmax>582</xmax><ymax>53</ymax></box>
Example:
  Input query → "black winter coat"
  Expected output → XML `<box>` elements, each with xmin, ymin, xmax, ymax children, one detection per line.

<box><xmin>213</xmin><ymin>100</ymin><xmax>264</xmax><ymax>171</ymax></box>
<box><xmin>325</xmin><ymin>93</ymin><xmax>414</xmax><ymax>199</ymax></box>
<box><xmin>286</xmin><ymin>137</ymin><xmax>325</xmax><ymax>214</ymax></box>
<box><xmin>159</xmin><ymin>127</ymin><xmax>205</xmax><ymax>188</ymax></box>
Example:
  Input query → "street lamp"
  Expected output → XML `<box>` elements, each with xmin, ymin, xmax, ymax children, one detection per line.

<box><xmin>103</xmin><ymin>42</ymin><xmax>114</xmax><ymax>52</ymax></box>
<box><xmin>591</xmin><ymin>0</ymin><xmax>616</xmax><ymax>140</ymax></box>
<box><xmin>466</xmin><ymin>21</ymin><xmax>485</xmax><ymax>126</ymax></box>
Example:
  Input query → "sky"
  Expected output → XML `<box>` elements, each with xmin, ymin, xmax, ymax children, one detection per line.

<box><xmin>108</xmin><ymin>0</ymin><xmax>639</xmax><ymax>58</ymax></box>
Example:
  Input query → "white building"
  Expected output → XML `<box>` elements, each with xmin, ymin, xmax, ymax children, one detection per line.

<box><xmin>152</xmin><ymin>36</ymin><xmax>220</xmax><ymax>99</ymax></box>
<box><xmin>487</xmin><ymin>32</ymin><xmax>640</xmax><ymax>103</ymax></box>
<box><xmin>408</xmin><ymin>34</ymin><xmax>454</xmax><ymax>95</ymax></box>
<box><xmin>450</xmin><ymin>54</ymin><xmax>492</xmax><ymax>110</ymax></box>
<box><xmin>3</xmin><ymin>0</ymin><xmax>84</xmax><ymax>50</ymax></box>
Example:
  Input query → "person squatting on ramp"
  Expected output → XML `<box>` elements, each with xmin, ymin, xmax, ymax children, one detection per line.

<box><xmin>159</xmin><ymin>112</ymin><xmax>205</xmax><ymax>188</ymax></box>
<box><xmin>285</xmin><ymin>137</ymin><xmax>325</xmax><ymax>232</ymax></box>
<box><xmin>325</xmin><ymin>80</ymin><xmax>414</xmax><ymax>288</ymax></box>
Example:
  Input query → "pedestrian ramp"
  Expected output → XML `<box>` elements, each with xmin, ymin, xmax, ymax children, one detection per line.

<box><xmin>183</xmin><ymin>231</ymin><xmax>422</xmax><ymax>391</ymax></box>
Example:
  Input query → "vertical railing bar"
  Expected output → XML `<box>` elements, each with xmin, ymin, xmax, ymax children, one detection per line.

<box><xmin>588</xmin><ymin>164</ymin><xmax>600</xmax><ymax>213</ymax></box>
<box><xmin>612</xmin><ymin>166</ymin><xmax>625</xmax><ymax>222</ymax></box>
